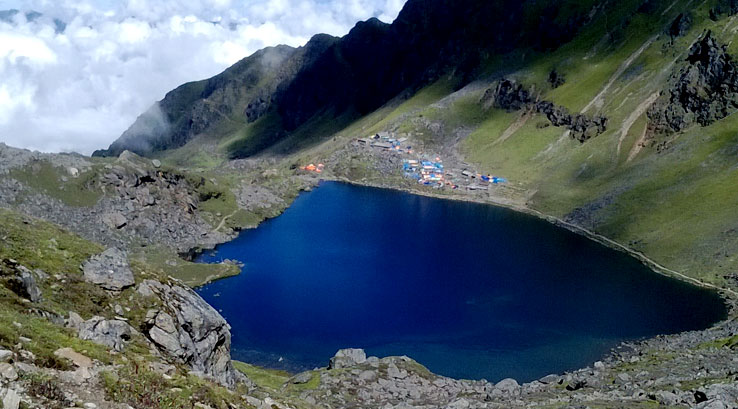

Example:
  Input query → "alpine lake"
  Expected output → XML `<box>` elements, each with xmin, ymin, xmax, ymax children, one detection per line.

<box><xmin>196</xmin><ymin>182</ymin><xmax>727</xmax><ymax>382</ymax></box>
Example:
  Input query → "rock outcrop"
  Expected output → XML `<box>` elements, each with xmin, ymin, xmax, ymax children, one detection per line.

<box><xmin>0</xmin><ymin>147</ymin><xmax>232</xmax><ymax>254</ymax></box>
<box><xmin>668</xmin><ymin>12</ymin><xmax>692</xmax><ymax>38</ymax></box>
<box><xmin>1</xmin><ymin>259</ymin><xmax>42</xmax><ymax>303</ymax></box>
<box><xmin>82</xmin><ymin>248</ymin><xmax>135</xmax><ymax>291</ymax></box>
<box><xmin>647</xmin><ymin>31</ymin><xmax>738</xmax><ymax>145</ymax></box>
<box><xmin>138</xmin><ymin>279</ymin><xmax>240</xmax><ymax>387</ymax></box>
<box><xmin>98</xmin><ymin>0</ymin><xmax>602</xmax><ymax>158</ymax></box>
<box><xmin>329</xmin><ymin>348</ymin><xmax>367</xmax><ymax>369</ymax></box>
<box><xmin>74</xmin><ymin>316</ymin><xmax>134</xmax><ymax>352</ymax></box>
<box><xmin>481</xmin><ymin>78</ymin><xmax>608</xmax><ymax>142</ymax></box>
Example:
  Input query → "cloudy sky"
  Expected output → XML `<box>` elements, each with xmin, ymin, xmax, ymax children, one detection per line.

<box><xmin>0</xmin><ymin>0</ymin><xmax>405</xmax><ymax>154</ymax></box>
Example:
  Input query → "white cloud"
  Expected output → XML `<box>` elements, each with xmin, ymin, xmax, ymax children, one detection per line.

<box><xmin>0</xmin><ymin>0</ymin><xmax>406</xmax><ymax>155</ymax></box>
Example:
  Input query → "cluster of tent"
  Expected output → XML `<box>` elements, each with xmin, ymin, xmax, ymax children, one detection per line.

<box><xmin>302</xmin><ymin>163</ymin><xmax>325</xmax><ymax>173</ymax></box>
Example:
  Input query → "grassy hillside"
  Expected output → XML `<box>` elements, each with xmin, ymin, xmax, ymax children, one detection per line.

<box><xmin>291</xmin><ymin>0</ymin><xmax>738</xmax><ymax>287</ymax></box>
<box><xmin>102</xmin><ymin>0</ymin><xmax>738</xmax><ymax>290</ymax></box>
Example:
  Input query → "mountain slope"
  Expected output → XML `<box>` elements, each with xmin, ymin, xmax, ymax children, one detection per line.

<box><xmin>96</xmin><ymin>0</ymin><xmax>604</xmax><ymax>159</ymax></box>
<box><xmin>98</xmin><ymin>0</ymin><xmax>738</xmax><ymax>288</ymax></box>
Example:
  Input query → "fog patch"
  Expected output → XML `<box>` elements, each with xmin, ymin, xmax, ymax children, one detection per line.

<box><xmin>0</xmin><ymin>1</ymin><xmax>405</xmax><ymax>154</ymax></box>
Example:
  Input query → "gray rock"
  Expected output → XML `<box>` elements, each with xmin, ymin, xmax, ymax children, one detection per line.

<box><xmin>2</xmin><ymin>263</ymin><xmax>42</xmax><ymax>302</ymax></box>
<box><xmin>289</xmin><ymin>371</ymin><xmax>314</xmax><ymax>384</ymax></box>
<box><xmin>539</xmin><ymin>374</ymin><xmax>560</xmax><ymax>384</ymax></box>
<box><xmin>142</xmin><ymin>280</ymin><xmax>240</xmax><ymax>387</ymax></box>
<box><xmin>102</xmin><ymin>212</ymin><xmax>128</xmax><ymax>229</ymax></box>
<box><xmin>494</xmin><ymin>378</ymin><xmax>520</xmax><ymax>396</ymax></box>
<box><xmin>77</xmin><ymin>316</ymin><xmax>133</xmax><ymax>351</ymax></box>
<box><xmin>359</xmin><ymin>370</ymin><xmax>377</xmax><ymax>382</ymax></box>
<box><xmin>82</xmin><ymin>248</ymin><xmax>135</xmax><ymax>291</ymax></box>
<box><xmin>152</xmin><ymin>159</ymin><xmax>161</xmax><ymax>168</ymax></box>
<box><xmin>0</xmin><ymin>363</ymin><xmax>18</xmax><ymax>380</ymax></box>
<box><xmin>2</xmin><ymin>389</ymin><xmax>20</xmax><ymax>409</ymax></box>
<box><xmin>67</xmin><ymin>311</ymin><xmax>84</xmax><ymax>329</ymax></box>
<box><xmin>329</xmin><ymin>348</ymin><xmax>367</xmax><ymax>369</ymax></box>
<box><xmin>0</xmin><ymin>349</ymin><xmax>12</xmax><ymax>363</ymax></box>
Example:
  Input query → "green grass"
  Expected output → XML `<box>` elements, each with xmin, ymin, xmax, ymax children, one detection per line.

<box><xmin>233</xmin><ymin>361</ymin><xmax>291</xmax><ymax>390</ymax></box>
<box><xmin>223</xmin><ymin>110</ymin><xmax>286</xmax><ymax>158</ymax></box>
<box><xmin>698</xmin><ymin>334</ymin><xmax>738</xmax><ymax>350</ymax></box>
<box><xmin>0</xmin><ymin>208</ymin><xmax>103</xmax><ymax>273</ymax></box>
<box><xmin>130</xmin><ymin>247</ymin><xmax>240</xmax><ymax>288</ymax></box>
<box><xmin>8</xmin><ymin>161</ymin><xmax>102</xmax><ymax>207</ymax></box>
<box><xmin>0</xmin><ymin>301</ymin><xmax>112</xmax><ymax>371</ymax></box>
<box><xmin>233</xmin><ymin>361</ymin><xmax>321</xmax><ymax>393</ymax></box>
<box><xmin>102</xmin><ymin>362</ymin><xmax>249</xmax><ymax>409</ymax></box>
<box><xmin>364</xmin><ymin>77</ymin><xmax>459</xmax><ymax>137</ymax></box>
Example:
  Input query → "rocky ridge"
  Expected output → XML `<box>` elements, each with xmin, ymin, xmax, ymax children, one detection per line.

<box><xmin>0</xmin><ymin>144</ymin><xmax>233</xmax><ymax>253</ymax></box>
<box><xmin>647</xmin><ymin>31</ymin><xmax>738</xmax><ymax>146</ymax></box>
<box><xmin>98</xmin><ymin>0</ymin><xmax>604</xmax><ymax>158</ymax></box>
<box><xmin>481</xmin><ymin>79</ymin><xmax>608</xmax><ymax>142</ymax></box>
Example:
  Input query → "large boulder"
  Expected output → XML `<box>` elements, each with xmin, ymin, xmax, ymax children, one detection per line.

<box><xmin>76</xmin><ymin>316</ymin><xmax>134</xmax><ymax>352</ymax></box>
<box><xmin>1</xmin><ymin>261</ymin><xmax>42</xmax><ymax>303</ymax></box>
<box><xmin>141</xmin><ymin>280</ymin><xmax>240</xmax><ymax>387</ymax></box>
<box><xmin>328</xmin><ymin>348</ymin><xmax>367</xmax><ymax>369</ymax></box>
<box><xmin>102</xmin><ymin>212</ymin><xmax>128</xmax><ymax>229</ymax></box>
<box><xmin>1</xmin><ymin>389</ymin><xmax>20</xmax><ymax>409</ymax></box>
<box><xmin>82</xmin><ymin>248</ymin><xmax>135</xmax><ymax>291</ymax></box>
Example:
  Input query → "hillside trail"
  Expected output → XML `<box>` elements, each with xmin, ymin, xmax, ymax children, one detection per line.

<box><xmin>616</xmin><ymin>91</ymin><xmax>660</xmax><ymax>157</ymax></box>
<box><xmin>581</xmin><ymin>35</ymin><xmax>658</xmax><ymax>114</ymax></box>
<box><xmin>626</xmin><ymin>121</ymin><xmax>651</xmax><ymax>162</ymax></box>
<box><xmin>215</xmin><ymin>209</ymin><xmax>238</xmax><ymax>232</ymax></box>
<box><xmin>493</xmin><ymin>111</ymin><xmax>531</xmax><ymax>145</ymax></box>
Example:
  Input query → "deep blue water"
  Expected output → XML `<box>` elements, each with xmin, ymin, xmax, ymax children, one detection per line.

<box><xmin>196</xmin><ymin>182</ymin><xmax>727</xmax><ymax>382</ymax></box>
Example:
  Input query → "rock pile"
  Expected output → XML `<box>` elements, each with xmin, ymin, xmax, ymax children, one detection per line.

<box><xmin>647</xmin><ymin>31</ymin><xmax>738</xmax><ymax>144</ymax></box>
<box><xmin>481</xmin><ymin>78</ymin><xmax>608</xmax><ymax>142</ymax></box>
<box><xmin>81</xmin><ymin>248</ymin><xmax>135</xmax><ymax>291</ymax></box>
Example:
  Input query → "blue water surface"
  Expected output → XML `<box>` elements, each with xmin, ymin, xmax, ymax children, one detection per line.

<box><xmin>196</xmin><ymin>182</ymin><xmax>726</xmax><ymax>382</ymax></box>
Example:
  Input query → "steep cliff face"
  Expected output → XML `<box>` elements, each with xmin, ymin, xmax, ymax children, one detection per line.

<box><xmin>97</xmin><ymin>0</ymin><xmax>601</xmax><ymax>159</ymax></box>
<box><xmin>647</xmin><ymin>31</ymin><xmax>738</xmax><ymax>142</ymax></box>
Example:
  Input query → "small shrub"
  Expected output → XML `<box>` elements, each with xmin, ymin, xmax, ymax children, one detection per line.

<box><xmin>26</xmin><ymin>374</ymin><xmax>73</xmax><ymax>409</ymax></box>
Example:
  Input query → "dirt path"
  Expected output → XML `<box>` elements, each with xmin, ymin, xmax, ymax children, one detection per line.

<box><xmin>616</xmin><ymin>91</ymin><xmax>660</xmax><ymax>157</ymax></box>
<box><xmin>581</xmin><ymin>35</ymin><xmax>658</xmax><ymax>114</ymax></box>
<box><xmin>215</xmin><ymin>209</ymin><xmax>238</xmax><ymax>232</ymax></box>
<box><xmin>493</xmin><ymin>112</ymin><xmax>530</xmax><ymax>145</ymax></box>
<box><xmin>661</xmin><ymin>0</ymin><xmax>679</xmax><ymax>15</ymax></box>
<box><xmin>626</xmin><ymin>122</ymin><xmax>651</xmax><ymax>162</ymax></box>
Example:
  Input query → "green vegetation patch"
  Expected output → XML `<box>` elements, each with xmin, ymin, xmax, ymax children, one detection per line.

<box><xmin>233</xmin><ymin>361</ymin><xmax>291</xmax><ymax>390</ymax></box>
<box><xmin>102</xmin><ymin>362</ymin><xmax>248</xmax><ymax>409</ymax></box>
<box><xmin>0</xmin><ymin>303</ymin><xmax>112</xmax><ymax>371</ymax></box>
<box><xmin>233</xmin><ymin>361</ymin><xmax>321</xmax><ymax>393</ymax></box>
<box><xmin>698</xmin><ymin>334</ymin><xmax>738</xmax><ymax>350</ymax></box>
<box><xmin>9</xmin><ymin>160</ymin><xmax>102</xmax><ymax>207</ymax></box>
<box><xmin>131</xmin><ymin>247</ymin><xmax>240</xmax><ymax>288</ymax></box>
<box><xmin>0</xmin><ymin>208</ymin><xmax>102</xmax><ymax>273</ymax></box>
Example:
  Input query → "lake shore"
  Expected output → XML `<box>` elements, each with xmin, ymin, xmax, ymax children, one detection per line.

<box><xmin>328</xmin><ymin>175</ymin><xmax>738</xmax><ymax>301</ymax></box>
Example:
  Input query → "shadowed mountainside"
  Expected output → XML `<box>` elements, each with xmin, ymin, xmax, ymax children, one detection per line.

<box><xmin>94</xmin><ymin>0</ymin><xmax>601</xmax><ymax>159</ymax></box>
